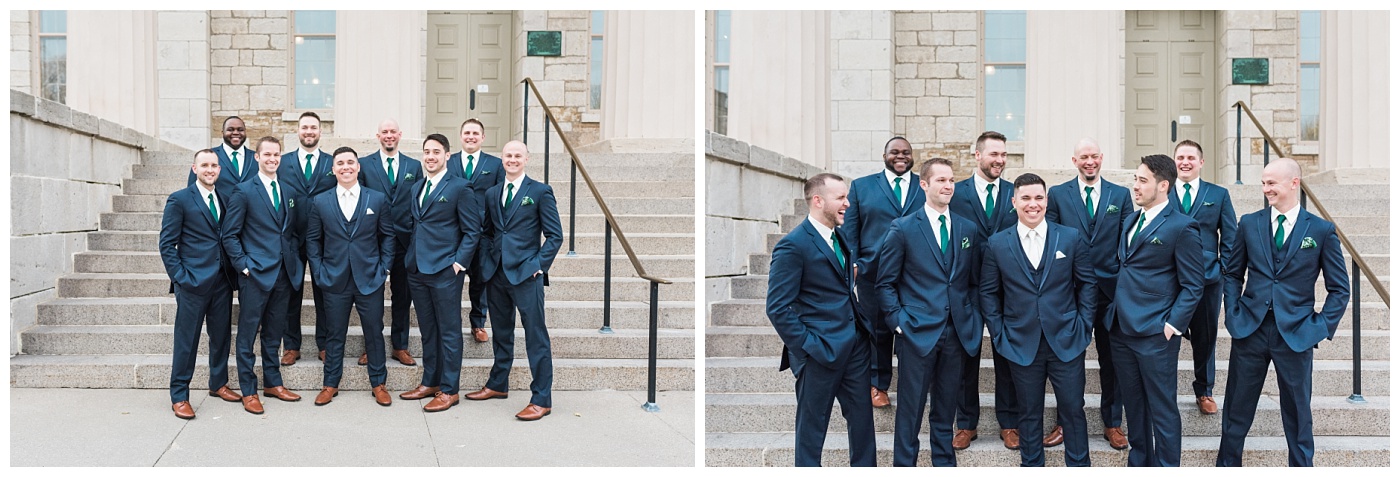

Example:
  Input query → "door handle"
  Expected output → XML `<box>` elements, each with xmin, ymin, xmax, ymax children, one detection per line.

<box><xmin>1171</xmin><ymin>120</ymin><xmax>1177</xmax><ymax>142</ymax></box>
<box><xmin>469</xmin><ymin>89</ymin><xmax>476</xmax><ymax>110</ymax></box>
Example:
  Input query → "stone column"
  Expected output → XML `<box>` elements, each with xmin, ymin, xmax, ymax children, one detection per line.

<box><xmin>829</xmin><ymin>10</ymin><xmax>894</xmax><ymax>178</ymax></box>
<box><xmin>11</xmin><ymin>11</ymin><xmax>33</xmax><ymax>94</ymax></box>
<box><xmin>335</xmin><ymin>11</ymin><xmax>426</xmax><ymax>140</ymax></box>
<box><xmin>66</xmin><ymin>11</ymin><xmax>159</xmax><ymax>136</ymax></box>
<box><xmin>155</xmin><ymin>10</ymin><xmax>211</xmax><ymax>150</ymax></box>
<box><xmin>1024</xmin><ymin>11</ymin><xmax>1124</xmax><ymax>170</ymax></box>
<box><xmin>1321</xmin><ymin>11</ymin><xmax>1389</xmax><ymax>172</ymax></box>
<box><xmin>727</xmin><ymin>11</ymin><xmax>830</xmax><ymax>169</ymax></box>
<box><xmin>600</xmin><ymin>10</ymin><xmax>694</xmax><ymax>140</ymax></box>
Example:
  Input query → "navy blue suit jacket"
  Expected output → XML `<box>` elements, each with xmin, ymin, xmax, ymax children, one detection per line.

<box><xmin>873</xmin><ymin>208</ymin><xmax>982</xmax><ymax>357</ymax></box>
<box><xmin>358</xmin><ymin>151</ymin><xmax>423</xmax><ymax>244</ymax></box>
<box><xmin>1223</xmin><ymin>208</ymin><xmax>1350</xmax><ymax>352</ymax></box>
<box><xmin>481</xmin><ymin>176</ymin><xmax>563</xmax><ymax>286</ymax></box>
<box><xmin>1046</xmin><ymin>178</ymin><xmax>1133</xmax><ymax>298</ymax></box>
<box><xmin>766</xmin><ymin>219</ymin><xmax>869</xmax><ymax>376</ymax></box>
<box><xmin>219</xmin><ymin>177</ymin><xmax>303</xmax><ymax>292</ymax></box>
<box><xmin>448</xmin><ymin>151</ymin><xmax>505</xmax><ymax>200</ymax></box>
<box><xmin>306</xmin><ymin>187</ymin><xmax>396</xmax><ymax>296</ymax></box>
<box><xmin>188</xmin><ymin>145</ymin><xmax>258</xmax><ymax>192</ymax></box>
<box><xmin>980</xmin><ymin>222</ymin><xmax>1097</xmax><ymax>366</ymax></box>
<box><xmin>159</xmin><ymin>184</ymin><xmax>235</xmax><ymax>294</ymax></box>
<box><xmin>845</xmin><ymin>171</ymin><xmax>923</xmax><ymax>284</ymax></box>
<box><xmin>278</xmin><ymin>150</ymin><xmax>337</xmax><ymax>232</ymax></box>
<box><xmin>405</xmin><ymin>172</ymin><xmax>483</xmax><ymax>285</ymax></box>
<box><xmin>951</xmin><ymin>176</ymin><xmax>1018</xmax><ymax>246</ymax></box>
<box><xmin>1107</xmin><ymin>205</ymin><xmax>1206</xmax><ymax>337</ymax></box>
<box><xmin>1168</xmin><ymin>181</ymin><xmax>1237</xmax><ymax>285</ymax></box>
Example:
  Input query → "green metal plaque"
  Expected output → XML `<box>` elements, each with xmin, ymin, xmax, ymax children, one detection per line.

<box><xmin>527</xmin><ymin>31</ymin><xmax>562</xmax><ymax>57</ymax></box>
<box><xmin>1232</xmin><ymin>58</ymin><xmax>1270</xmax><ymax>85</ymax></box>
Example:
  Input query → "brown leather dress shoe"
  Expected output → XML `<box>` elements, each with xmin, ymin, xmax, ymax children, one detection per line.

<box><xmin>172</xmin><ymin>401</ymin><xmax>195</xmax><ymax>420</ymax></box>
<box><xmin>516</xmin><ymin>403</ymin><xmax>551</xmax><ymax>421</ymax></box>
<box><xmin>318</xmin><ymin>350</ymin><xmax>326</xmax><ymax>361</ymax></box>
<box><xmin>263</xmin><ymin>385</ymin><xmax>302</xmax><ymax>402</ymax></box>
<box><xmin>1000</xmin><ymin>428</ymin><xmax>1020</xmax><ymax>450</ymax></box>
<box><xmin>1043</xmin><ymin>425</ymin><xmax>1064</xmax><ymax>448</ymax></box>
<box><xmin>952</xmin><ymin>429</ymin><xmax>977</xmax><ymax>450</ymax></box>
<box><xmin>400</xmin><ymin>385</ymin><xmax>439</xmax><ymax>400</ymax></box>
<box><xmin>423</xmin><ymin>392</ymin><xmax>459</xmax><ymax>412</ymax></box>
<box><xmin>472</xmin><ymin>328</ymin><xmax>489</xmax><ymax>343</ymax></box>
<box><xmin>392</xmin><ymin>349</ymin><xmax>416</xmax><ymax>366</ymax></box>
<box><xmin>1104</xmin><ymin>427</ymin><xmax>1129</xmax><ymax>450</ymax></box>
<box><xmin>358</xmin><ymin>353</ymin><xmax>368</xmax><ymax>366</ymax></box>
<box><xmin>281</xmin><ymin>350</ymin><xmax>300</xmax><ymax>365</ymax></box>
<box><xmin>870</xmin><ymin>387</ymin><xmax>890</xmax><ymax>408</ymax></box>
<box><xmin>1197</xmin><ymin>395</ymin><xmax>1218</xmax><ymax>414</ymax></box>
<box><xmin>372</xmin><ymin>385</ymin><xmax>392</xmax><ymax>406</ymax></box>
<box><xmin>241</xmin><ymin>395</ymin><xmax>264</xmax><ymax>415</ymax></box>
<box><xmin>465</xmin><ymin>387</ymin><xmax>509</xmax><ymax>401</ymax></box>
<box><xmin>208</xmin><ymin>385</ymin><xmax>242</xmax><ymax>402</ymax></box>
<box><xmin>314</xmin><ymin>386</ymin><xmax>338</xmax><ymax>406</ymax></box>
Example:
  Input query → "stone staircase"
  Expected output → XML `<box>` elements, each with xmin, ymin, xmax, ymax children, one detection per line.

<box><xmin>11</xmin><ymin>147</ymin><xmax>696</xmax><ymax>395</ymax></box>
<box><xmin>704</xmin><ymin>178</ymin><xmax>1389</xmax><ymax>466</ymax></box>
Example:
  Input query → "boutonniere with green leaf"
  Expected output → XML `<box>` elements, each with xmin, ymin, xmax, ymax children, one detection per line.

<box><xmin>326</xmin><ymin>170</ymin><xmax>335</xmax><ymax>177</ymax></box>
<box><xmin>437</xmin><ymin>196</ymin><xmax>448</xmax><ymax>203</ymax></box>
<box><xmin>522</xmin><ymin>196</ymin><xmax>535</xmax><ymax>206</ymax></box>
<box><xmin>1301</xmin><ymin>237</ymin><xmax>1317</xmax><ymax>249</ymax></box>
<box><xmin>288</xmin><ymin>198</ymin><xmax>296</xmax><ymax>208</ymax></box>
<box><xmin>1204</xmin><ymin>202</ymin><xmax>1216</xmax><ymax>207</ymax></box>
<box><xmin>1150</xmin><ymin>237</ymin><xmax>1163</xmax><ymax>245</ymax></box>
<box><xmin>404</xmin><ymin>173</ymin><xmax>415</xmax><ymax>181</ymax></box>
<box><xmin>480</xmin><ymin>170</ymin><xmax>492</xmax><ymax>175</ymax></box>
<box><xmin>961</xmin><ymin>237</ymin><xmax>971</xmax><ymax>249</ymax></box>
<box><xmin>1107</xmin><ymin>205</ymin><xmax>1120</xmax><ymax>214</ymax></box>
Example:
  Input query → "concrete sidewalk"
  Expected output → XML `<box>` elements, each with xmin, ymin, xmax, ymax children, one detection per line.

<box><xmin>9</xmin><ymin>388</ymin><xmax>694</xmax><ymax>466</ymax></box>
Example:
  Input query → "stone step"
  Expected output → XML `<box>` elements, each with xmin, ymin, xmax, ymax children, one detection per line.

<box><xmin>20</xmin><ymin>325</ymin><xmax>693</xmax><ymax>360</ymax></box>
<box><xmin>1230</xmin><ymin>183</ymin><xmax>1389</xmax><ymax>201</ymax></box>
<box><xmin>703</xmin><ymin>433</ymin><xmax>1389</xmax><ymax>467</ymax></box>
<box><xmin>1326</xmin><ymin>216</ymin><xmax>1389</xmax><ymax>236</ymax></box>
<box><xmin>111</xmin><ymin>193</ymin><xmax>695</xmax><ymax>216</ymax></box>
<box><xmin>704</xmin><ymin>326</ymin><xmax>1390</xmax><ymax>362</ymax></box>
<box><xmin>9</xmin><ymin>354</ymin><xmax>694</xmax><ymax>391</ymax></box>
<box><xmin>56</xmin><ymin>273</ymin><xmax>694</xmax><ymax>302</ymax></box>
<box><xmin>96</xmin><ymin>212</ymin><xmax>695</xmax><ymax>234</ymax></box>
<box><xmin>133</xmin><ymin>162</ymin><xmax>694</xmax><ymax>182</ymax></box>
<box><xmin>704</xmin><ymin>393</ymin><xmax>1390</xmax><ymax>437</ymax></box>
<box><xmin>75</xmin><ymin>250</ymin><xmax>694</xmax><ymax>279</ymax></box>
<box><xmin>139</xmin><ymin>151</ymin><xmax>692</xmax><ymax>168</ymax></box>
<box><xmin>703</xmin><ymin>357</ymin><xmax>1390</xmax><ymax>396</ymax></box>
<box><xmin>120</xmin><ymin>177</ymin><xmax>696</xmax><ymax>199</ymax></box>
<box><xmin>37</xmin><ymin>297</ymin><xmax>695</xmax><ymax>330</ymax></box>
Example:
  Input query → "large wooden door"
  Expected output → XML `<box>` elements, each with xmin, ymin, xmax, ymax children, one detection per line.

<box><xmin>427</xmin><ymin>11</ymin><xmax>513</xmax><ymax>150</ymax></box>
<box><xmin>1125</xmin><ymin>11</ymin><xmax>1216</xmax><ymax>179</ymax></box>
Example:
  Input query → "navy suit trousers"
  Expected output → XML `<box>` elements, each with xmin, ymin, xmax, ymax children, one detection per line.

<box><xmin>957</xmin><ymin>339</ymin><xmax>1018</xmax><ymax>430</ymax></box>
<box><xmin>1058</xmin><ymin>296</ymin><xmax>1121</xmax><ymax>428</ymax></box>
<box><xmin>169</xmin><ymin>276</ymin><xmax>233</xmax><ymax>403</ymax></box>
<box><xmin>1217</xmin><ymin>313</ymin><xmax>1316</xmax><ymax>467</ymax></box>
<box><xmin>856</xmin><ymin>279</ymin><xmax>893</xmax><ymax>390</ymax></box>
<box><xmin>235</xmin><ymin>272</ymin><xmax>291</xmax><ymax>396</ymax></box>
<box><xmin>410</xmin><ymin>264</ymin><xmax>465</xmax><ymax>394</ymax></box>
<box><xmin>386</xmin><ymin>242</ymin><xmax>413</xmax><ymax>351</ymax></box>
<box><xmin>892</xmin><ymin>329</ymin><xmax>963</xmax><ymax>467</ymax></box>
<box><xmin>1009</xmin><ymin>336</ymin><xmax>1089</xmax><ymax>467</ymax></box>
<box><xmin>484</xmin><ymin>274</ymin><xmax>553</xmax><ymax>407</ymax></box>
<box><xmin>323</xmin><ymin>284</ymin><xmax>388</xmax><ymax>388</ymax></box>
<box><xmin>283</xmin><ymin>249</ymin><xmax>328</xmax><ymax>353</ymax></box>
<box><xmin>793</xmin><ymin>334</ymin><xmax>877</xmax><ymax>467</ymax></box>
<box><xmin>1110</xmin><ymin>327</ymin><xmax>1183</xmax><ymax>466</ymax></box>
<box><xmin>1187</xmin><ymin>280</ymin><xmax>1224</xmax><ymax>397</ymax></box>
<box><xmin>467</xmin><ymin>247</ymin><xmax>490</xmax><ymax>329</ymax></box>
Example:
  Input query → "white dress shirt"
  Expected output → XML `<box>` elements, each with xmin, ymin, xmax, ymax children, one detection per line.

<box><xmin>807</xmin><ymin>215</ymin><xmax>840</xmax><ymax>256</ymax></box>
<box><xmin>885</xmin><ymin>169</ymin><xmax>912</xmax><ymax>208</ymax></box>
<box><xmin>195</xmin><ymin>181</ymin><xmax>220</xmax><ymax>218</ymax></box>
<box><xmin>257</xmin><ymin>172</ymin><xmax>280</xmax><ymax>209</ymax></box>
<box><xmin>924</xmin><ymin>204</ymin><xmax>949</xmax><ymax>251</ymax></box>
<box><xmin>974</xmin><ymin>173</ymin><xmax>1000</xmax><ymax>213</ymax></box>
<box><xmin>1270</xmin><ymin>204</ymin><xmax>1301</xmax><ymax>244</ymax></box>
<box><xmin>1131</xmin><ymin>200</ymin><xmax>1169</xmax><ymax>243</ymax></box>
<box><xmin>502</xmin><ymin>175</ymin><xmax>526</xmax><ymax>207</ymax></box>
<box><xmin>1017</xmin><ymin>220</ymin><xmax>1049</xmax><ymax>269</ymax></box>
<box><xmin>1077</xmin><ymin>177</ymin><xmax>1101</xmax><ymax>211</ymax></box>
<box><xmin>298</xmin><ymin>147</ymin><xmax>322</xmax><ymax>174</ymax></box>
<box><xmin>382</xmin><ymin>152</ymin><xmax>399</xmax><ymax>178</ymax></box>
<box><xmin>421</xmin><ymin>169</ymin><xmax>447</xmax><ymax>202</ymax></box>
<box><xmin>337</xmin><ymin>183</ymin><xmax>360</xmax><ymax>221</ymax></box>
<box><xmin>1175</xmin><ymin>177</ymin><xmax>1202</xmax><ymax>210</ymax></box>
<box><xmin>223</xmin><ymin>143</ymin><xmax>244</xmax><ymax>174</ymax></box>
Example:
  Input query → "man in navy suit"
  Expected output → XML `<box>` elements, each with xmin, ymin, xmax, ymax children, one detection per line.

<box><xmin>1169</xmin><ymin>139</ymin><xmax>1237</xmax><ymax>415</ymax></box>
<box><xmin>765</xmin><ymin>173</ymin><xmax>875</xmax><ymax>467</ymax></box>
<box><xmin>464</xmin><ymin>140</ymin><xmax>563</xmax><ymax>421</ymax></box>
<box><xmin>949</xmin><ymin>130</ymin><xmax>1021</xmax><ymax>450</ymax></box>
<box><xmin>1216</xmin><ymin>158</ymin><xmax>1349</xmax><ymax>467</ymax></box>
<box><xmin>1108</xmin><ymin>154</ymin><xmax>1205</xmax><ymax>467</ymax></box>
<box><xmin>875</xmin><ymin>158</ymin><xmax>981</xmax><ymax>466</ymax></box>
<box><xmin>981</xmin><ymin>173</ymin><xmax>1097</xmax><ymax>467</ymax></box>
<box><xmin>277</xmin><ymin>111</ymin><xmax>337</xmax><ymax>366</ymax></box>
<box><xmin>447</xmin><ymin>118</ymin><xmax>505</xmax><ymax>344</ymax></box>
<box><xmin>845</xmin><ymin>136</ymin><xmax>923</xmax><ymax>408</ymax></box>
<box><xmin>187</xmin><ymin>116</ymin><xmax>257</xmax><ymax>191</ymax></box>
<box><xmin>306</xmin><ymin>147</ymin><xmax>397</xmax><ymax>407</ymax></box>
<box><xmin>397</xmin><ymin>133</ymin><xmax>482</xmax><ymax>412</ymax></box>
<box><xmin>357</xmin><ymin>118</ymin><xmax>421</xmax><ymax>367</ymax></box>
<box><xmin>1043</xmin><ymin>138</ymin><xmax>1134</xmax><ymax>450</ymax></box>
<box><xmin>220</xmin><ymin>136</ymin><xmax>304</xmax><ymax>414</ymax></box>
<box><xmin>159</xmin><ymin>149</ymin><xmax>240</xmax><ymax>419</ymax></box>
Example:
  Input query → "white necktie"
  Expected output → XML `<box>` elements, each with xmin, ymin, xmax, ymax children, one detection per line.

<box><xmin>340</xmin><ymin>190</ymin><xmax>355</xmax><ymax>221</ymax></box>
<box><xmin>1025</xmin><ymin>230</ymin><xmax>1042</xmax><ymax>269</ymax></box>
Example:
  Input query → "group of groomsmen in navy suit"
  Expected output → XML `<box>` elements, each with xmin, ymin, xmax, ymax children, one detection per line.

<box><xmin>766</xmin><ymin>130</ymin><xmax>1349</xmax><ymax>467</ymax></box>
<box><xmin>161</xmin><ymin>115</ymin><xmax>562</xmax><ymax>421</ymax></box>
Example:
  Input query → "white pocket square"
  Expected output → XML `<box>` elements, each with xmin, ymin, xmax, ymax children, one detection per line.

<box><xmin>366</xmin><ymin>208</ymin><xmax>375</xmax><ymax>215</ymax></box>
<box><xmin>1055</xmin><ymin>251</ymin><xmax>1066</xmax><ymax>259</ymax></box>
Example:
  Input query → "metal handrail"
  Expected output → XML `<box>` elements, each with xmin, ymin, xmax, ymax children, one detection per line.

<box><xmin>519</xmin><ymin>77</ymin><xmax>671</xmax><ymax>412</ymax></box>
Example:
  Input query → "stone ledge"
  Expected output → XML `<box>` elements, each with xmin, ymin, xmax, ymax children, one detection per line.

<box><xmin>706</xmin><ymin>131</ymin><xmax>826</xmax><ymax>181</ymax></box>
<box><xmin>9</xmin><ymin>89</ymin><xmax>187</xmax><ymax>152</ymax></box>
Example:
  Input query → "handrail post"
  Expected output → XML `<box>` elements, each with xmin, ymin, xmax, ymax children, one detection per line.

<box><xmin>544</xmin><ymin>112</ymin><xmax>552</xmax><ymax>185</ymax></box>
<box><xmin>1235</xmin><ymin>103</ymin><xmax>1243</xmax><ymax>184</ymax></box>
<box><xmin>599</xmin><ymin>220</ymin><xmax>613</xmax><ymax>334</ymax></box>
<box><xmin>522</xmin><ymin>85</ymin><xmax>529</xmax><ymax>145</ymax></box>
<box><xmin>641</xmin><ymin>280</ymin><xmax>661</xmax><ymax>412</ymax></box>
<box><xmin>1262</xmin><ymin>140</ymin><xmax>1271</xmax><ymax>209</ymax></box>
<box><xmin>567</xmin><ymin>158</ymin><xmax>577</xmax><ymax>257</ymax></box>
<box><xmin>1348</xmin><ymin>260</ymin><xmax>1366</xmax><ymax>404</ymax></box>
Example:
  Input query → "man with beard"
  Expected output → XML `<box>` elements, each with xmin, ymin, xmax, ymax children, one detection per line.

<box><xmin>357</xmin><ymin>118</ymin><xmax>422</xmax><ymax>367</ymax></box>
<box><xmin>277</xmin><ymin>111</ymin><xmax>337</xmax><ymax>366</ymax></box>
<box><xmin>447</xmin><ymin>118</ymin><xmax>505</xmax><ymax>343</ymax></box>
<box><xmin>1042</xmin><ymin>138</ymin><xmax>1134</xmax><ymax>450</ymax></box>
<box><xmin>188</xmin><ymin>116</ymin><xmax>257</xmax><ymax>191</ymax></box>
<box><xmin>949</xmin><ymin>130</ymin><xmax>1020</xmax><ymax>450</ymax></box>
<box><xmin>843</xmin><ymin>136</ymin><xmax>924</xmax><ymax>408</ymax></box>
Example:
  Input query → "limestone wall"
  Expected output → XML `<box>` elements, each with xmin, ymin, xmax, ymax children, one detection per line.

<box><xmin>514</xmin><ymin>10</ymin><xmax>594</xmax><ymax>150</ymax></box>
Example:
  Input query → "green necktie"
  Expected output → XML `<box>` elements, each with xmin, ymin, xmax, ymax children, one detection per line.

<box><xmin>386</xmin><ymin>157</ymin><xmax>396</xmax><ymax>186</ymax></box>
<box><xmin>830</xmin><ymin>231</ymin><xmax>846</xmax><ymax>269</ymax></box>
<box><xmin>1275</xmin><ymin>215</ymin><xmax>1286</xmax><ymax>250</ymax></box>
<box><xmin>984</xmin><ymin>183</ymin><xmax>995</xmax><ymax>219</ymax></box>
<box><xmin>421</xmin><ymin>180</ymin><xmax>432</xmax><ymax>207</ymax></box>
<box><xmin>893</xmin><ymin>177</ymin><xmax>903</xmax><ymax>208</ymax></box>
<box><xmin>938</xmin><ymin>215</ymin><xmax>949</xmax><ymax>253</ymax></box>
<box><xmin>503</xmin><ymin>183</ymin><xmax>515</xmax><ymax>211</ymax></box>
<box><xmin>1085</xmin><ymin>186</ymin><xmax>1095</xmax><ymax>219</ymax></box>
<box><xmin>207</xmin><ymin>193</ymin><xmax>219</xmax><ymax>223</ymax></box>
<box><xmin>304</xmin><ymin>153</ymin><xmax>313</xmax><ymax>180</ymax></box>
<box><xmin>230</xmin><ymin>151</ymin><xmax>239</xmax><ymax>177</ymax></box>
<box><xmin>465</xmin><ymin>154</ymin><xmax>475</xmax><ymax>180</ymax></box>
<box><xmin>270</xmin><ymin>181</ymin><xmax>280</xmax><ymax>211</ymax></box>
<box><xmin>1182</xmin><ymin>183</ymin><xmax>1193</xmax><ymax>213</ymax></box>
<box><xmin>1132</xmin><ymin>212</ymin><xmax>1146</xmax><ymax>243</ymax></box>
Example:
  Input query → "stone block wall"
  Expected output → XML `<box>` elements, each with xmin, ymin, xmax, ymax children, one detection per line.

<box><xmin>892</xmin><ymin>10</ymin><xmax>986</xmax><ymax>175</ymax></box>
<box><xmin>207</xmin><ymin>10</ymin><xmax>322</xmax><ymax>141</ymax></box>
<box><xmin>11</xmin><ymin>11</ymin><xmax>32</xmax><ymax>93</ymax></box>
<box><xmin>1216</xmin><ymin>10</ymin><xmax>1303</xmax><ymax>181</ymax></box>
<box><xmin>514</xmin><ymin>10</ymin><xmax>594</xmax><ymax>151</ymax></box>
<box><xmin>829</xmin><ymin>10</ymin><xmax>895</xmax><ymax>179</ymax></box>
<box><xmin>157</xmin><ymin>10</ymin><xmax>211</xmax><ymax>150</ymax></box>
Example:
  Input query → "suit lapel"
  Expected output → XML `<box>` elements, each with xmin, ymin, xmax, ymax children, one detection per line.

<box><xmin>996</xmin><ymin>180</ymin><xmax>1014</xmax><ymax>228</ymax></box>
<box><xmin>346</xmin><ymin>190</ymin><xmax>366</xmax><ymax>237</ymax></box>
<box><xmin>1126</xmin><ymin>207</ymin><xmax>1170</xmax><ymax>259</ymax></box>
<box><xmin>1009</xmin><ymin>230</ymin><xmax>1036</xmax><ymax>286</ymax></box>
<box><xmin>1279</xmin><ymin>213</ymin><xmax>1312</xmax><ymax>271</ymax></box>
<box><xmin>804</xmin><ymin>221</ymin><xmax>846</xmax><ymax>278</ymax></box>
<box><xmin>877</xmin><ymin>174</ymin><xmax>901</xmax><ymax>211</ymax></box>
<box><xmin>1090</xmin><ymin>185</ymin><xmax>1112</xmax><ymax>240</ymax></box>
<box><xmin>1037</xmin><ymin>227</ymin><xmax>1059</xmax><ymax>290</ymax></box>
<box><xmin>503</xmin><ymin>178</ymin><xmax>529</xmax><ymax>225</ymax></box>
<box><xmin>914</xmin><ymin>210</ymin><xmax>949</xmax><ymax>272</ymax></box>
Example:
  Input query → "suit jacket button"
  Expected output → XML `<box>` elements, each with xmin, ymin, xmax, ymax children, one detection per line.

<box><xmin>944</xmin><ymin>306</ymin><xmax>950</xmax><ymax>311</ymax></box>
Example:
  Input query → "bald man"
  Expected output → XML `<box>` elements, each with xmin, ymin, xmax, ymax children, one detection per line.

<box><xmin>358</xmin><ymin>119</ymin><xmax>422</xmax><ymax>367</ymax></box>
